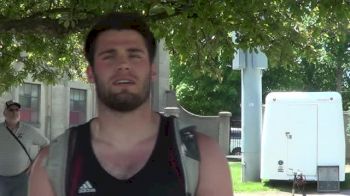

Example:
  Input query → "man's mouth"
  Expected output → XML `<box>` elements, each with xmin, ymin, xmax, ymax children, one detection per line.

<box><xmin>113</xmin><ymin>79</ymin><xmax>135</xmax><ymax>85</ymax></box>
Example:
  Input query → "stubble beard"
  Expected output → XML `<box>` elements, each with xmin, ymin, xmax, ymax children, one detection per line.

<box><xmin>94</xmin><ymin>73</ymin><xmax>151</xmax><ymax>112</ymax></box>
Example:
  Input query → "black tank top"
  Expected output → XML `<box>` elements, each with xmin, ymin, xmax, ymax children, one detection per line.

<box><xmin>68</xmin><ymin>116</ymin><xmax>186</xmax><ymax>196</ymax></box>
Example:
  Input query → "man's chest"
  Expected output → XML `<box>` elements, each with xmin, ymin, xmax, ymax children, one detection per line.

<box><xmin>72</xmin><ymin>148</ymin><xmax>185</xmax><ymax>196</ymax></box>
<box><xmin>92</xmin><ymin>141</ymin><xmax>156</xmax><ymax>180</ymax></box>
<box><xmin>0</xmin><ymin>128</ymin><xmax>31</xmax><ymax>147</ymax></box>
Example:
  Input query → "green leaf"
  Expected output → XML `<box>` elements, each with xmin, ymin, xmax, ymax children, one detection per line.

<box><xmin>164</xmin><ymin>5</ymin><xmax>175</xmax><ymax>16</ymax></box>
<box><xmin>63</xmin><ymin>20</ymin><xmax>70</xmax><ymax>29</ymax></box>
<box><xmin>149</xmin><ymin>3</ymin><xmax>165</xmax><ymax>16</ymax></box>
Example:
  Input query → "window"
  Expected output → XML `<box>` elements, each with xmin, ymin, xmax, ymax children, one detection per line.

<box><xmin>69</xmin><ymin>88</ymin><xmax>87</xmax><ymax>126</ymax></box>
<box><xmin>19</xmin><ymin>83</ymin><xmax>41</xmax><ymax>124</ymax></box>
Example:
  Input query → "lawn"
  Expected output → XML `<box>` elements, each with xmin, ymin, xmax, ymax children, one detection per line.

<box><xmin>229</xmin><ymin>161</ymin><xmax>350</xmax><ymax>193</ymax></box>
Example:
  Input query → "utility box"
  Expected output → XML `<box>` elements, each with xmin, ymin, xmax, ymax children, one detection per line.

<box><xmin>260</xmin><ymin>92</ymin><xmax>345</xmax><ymax>183</ymax></box>
<box><xmin>317</xmin><ymin>166</ymin><xmax>340</xmax><ymax>192</ymax></box>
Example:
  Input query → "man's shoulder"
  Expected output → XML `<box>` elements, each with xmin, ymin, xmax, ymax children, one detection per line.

<box><xmin>20</xmin><ymin>122</ymin><xmax>39</xmax><ymax>131</ymax></box>
<box><xmin>0</xmin><ymin>122</ymin><xmax>6</xmax><ymax>134</ymax></box>
<box><xmin>69</xmin><ymin>121</ymin><xmax>91</xmax><ymax>131</ymax></box>
<box><xmin>51</xmin><ymin>121</ymin><xmax>90</xmax><ymax>143</ymax></box>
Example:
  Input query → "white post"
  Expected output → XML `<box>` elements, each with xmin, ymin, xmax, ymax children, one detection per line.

<box><xmin>152</xmin><ymin>39</ymin><xmax>170</xmax><ymax>113</ymax></box>
<box><xmin>232</xmin><ymin>45</ymin><xmax>267</xmax><ymax>182</ymax></box>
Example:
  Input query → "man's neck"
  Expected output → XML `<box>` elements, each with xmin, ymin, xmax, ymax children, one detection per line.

<box><xmin>5</xmin><ymin>120</ymin><xmax>19</xmax><ymax>131</ymax></box>
<box><xmin>92</xmin><ymin>104</ymin><xmax>160</xmax><ymax>147</ymax></box>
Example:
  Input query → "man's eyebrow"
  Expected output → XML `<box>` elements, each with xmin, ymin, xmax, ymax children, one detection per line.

<box><xmin>97</xmin><ymin>48</ymin><xmax>145</xmax><ymax>56</ymax></box>
<box><xmin>127</xmin><ymin>48</ymin><xmax>145</xmax><ymax>54</ymax></box>
<box><xmin>96</xmin><ymin>49</ymin><xmax>115</xmax><ymax>57</ymax></box>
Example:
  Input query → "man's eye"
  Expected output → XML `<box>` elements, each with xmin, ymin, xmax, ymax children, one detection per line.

<box><xmin>102</xmin><ymin>55</ymin><xmax>114</xmax><ymax>60</ymax></box>
<box><xmin>130</xmin><ymin>54</ymin><xmax>141</xmax><ymax>58</ymax></box>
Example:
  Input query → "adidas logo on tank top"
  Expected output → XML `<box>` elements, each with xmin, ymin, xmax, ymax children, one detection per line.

<box><xmin>78</xmin><ymin>180</ymin><xmax>96</xmax><ymax>193</ymax></box>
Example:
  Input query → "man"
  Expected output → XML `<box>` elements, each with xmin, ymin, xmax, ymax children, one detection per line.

<box><xmin>29</xmin><ymin>12</ymin><xmax>233</xmax><ymax>196</ymax></box>
<box><xmin>0</xmin><ymin>100</ymin><xmax>49</xmax><ymax>196</ymax></box>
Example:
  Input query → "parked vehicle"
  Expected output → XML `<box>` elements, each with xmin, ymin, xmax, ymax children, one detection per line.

<box><xmin>261</xmin><ymin>92</ymin><xmax>345</xmax><ymax>182</ymax></box>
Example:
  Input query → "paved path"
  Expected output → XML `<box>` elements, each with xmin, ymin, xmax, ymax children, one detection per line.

<box><xmin>235</xmin><ymin>189</ymin><xmax>350</xmax><ymax>196</ymax></box>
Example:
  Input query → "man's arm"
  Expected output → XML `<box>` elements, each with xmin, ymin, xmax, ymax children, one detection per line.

<box><xmin>28</xmin><ymin>147</ymin><xmax>55</xmax><ymax>196</ymax></box>
<box><xmin>196</xmin><ymin>133</ymin><xmax>234</xmax><ymax>196</ymax></box>
<box><xmin>32</xmin><ymin>128</ymin><xmax>50</xmax><ymax>147</ymax></box>
<box><xmin>25</xmin><ymin>123</ymin><xmax>49</xmax><ymax>147</ymax></box>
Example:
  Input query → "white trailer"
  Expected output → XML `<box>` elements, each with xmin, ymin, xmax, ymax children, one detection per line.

<box><xmin>260</xmin><ymin>92</ymin><xmax>345</xmax><ymax>182</ymax></box>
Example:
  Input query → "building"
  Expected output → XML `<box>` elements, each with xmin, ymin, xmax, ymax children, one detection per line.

<box><xmin>0</xmin><ymin>78</ymin><xmax>96</xmax><ymax>140</ymax></box>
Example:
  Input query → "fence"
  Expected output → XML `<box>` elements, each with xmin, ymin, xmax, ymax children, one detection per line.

<box><xmin>230</xmin><ymin>127</ymin><xmax>242</xmax><ymax>155</ymax></box>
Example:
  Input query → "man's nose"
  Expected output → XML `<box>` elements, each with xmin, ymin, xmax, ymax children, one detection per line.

<box><xmin>115</xmin><ymin>54</ymin><xmax>130</xmax><ymax>71</ymax></box>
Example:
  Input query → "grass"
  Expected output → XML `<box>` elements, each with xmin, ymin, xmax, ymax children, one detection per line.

<box><xmin>229</xmin><ymin>161</ymin><xmax>350</xmax><ymax>193</ymax></box>
<box><xmin>229</xmin><ymin>162</ymin><xmax>277</xmax><ymax>192</ymax></box>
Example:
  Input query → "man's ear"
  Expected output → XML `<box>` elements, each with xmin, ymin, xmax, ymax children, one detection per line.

<box><xmin>86</xmin><ymin>66</ymin><xmax>95</xmax><ymax>83</ymax></box>
<box><xmin>151</xmin><ymin>63</ymin><xmax>157</xmax><ymax>81</ymax></box>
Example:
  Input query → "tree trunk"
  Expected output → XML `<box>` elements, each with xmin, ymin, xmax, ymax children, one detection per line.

<box><xmin>335</xmin><ymin>64</ymin><xmax>343</xmax><ymax>92</ymax></box>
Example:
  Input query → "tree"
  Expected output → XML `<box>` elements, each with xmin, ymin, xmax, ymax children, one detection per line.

<box><xmin>0</xmin><ymin>1</ymin><xmax>349</xmax><ymax>104</ymax></box>
<box><xmin>170</xmin><ymin>54</ymin><xmax>241</xmax><ymax>116</ymax></box>
<box><xmin>263</xmin><ymin>16</ymin><xmax>350</xmax><ymax>108</ymax></box>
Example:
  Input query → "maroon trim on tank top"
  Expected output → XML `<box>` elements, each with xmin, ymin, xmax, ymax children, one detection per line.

<box><xmin>165</xmin><ymin>117</ymin><xmax>185</xmax><ymax>190</ymax></box>
<box><xmin>168</xmin><ymin>146</ymin><xmax>184</xmax><ymax>187</ymax></box>
<box><xmin>69</xmin><ymin>154</ymin><xmax>83</xmax><ymax>196</ymax></box>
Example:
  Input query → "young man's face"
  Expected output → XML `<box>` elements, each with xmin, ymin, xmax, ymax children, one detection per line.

<box><xmin>87</xmin><ymin>29</ymin><xmax>156</xmax><ymax>112</ymax></box>
<box><xmin>4</xmin><ymin>105</ymin><xmax>21</xmax><ymax>123</ymax></box>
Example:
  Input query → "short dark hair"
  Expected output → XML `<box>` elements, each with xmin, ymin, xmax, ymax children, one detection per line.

<box><xmin>84</xmin><ymin>12</ymin><xmax>157</xmax><ymax>66</ymax></box>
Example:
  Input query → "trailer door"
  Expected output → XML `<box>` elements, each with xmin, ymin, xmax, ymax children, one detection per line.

<box><xmin>286</xmin><ymin>104</ymin><xmax>317</xmax><ymax>177</ymax></box>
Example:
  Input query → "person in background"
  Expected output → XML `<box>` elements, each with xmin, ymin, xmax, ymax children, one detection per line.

<box><xmin>29</xmin><ymin>12</ymin><xmax>233</xmax><ymax>196</ymax></box>
<box><xmin>0</xmin><ymin>100</ymin><xmax>49</xmax><ymax>196</ymax></box>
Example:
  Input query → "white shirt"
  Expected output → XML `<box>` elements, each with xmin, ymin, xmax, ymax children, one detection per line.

<box><xmin>0</xmin><ymin>122</ymin><xmax>49</xmax><ymax>176</ymax></box>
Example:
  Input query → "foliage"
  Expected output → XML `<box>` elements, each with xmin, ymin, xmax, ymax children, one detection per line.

<box><xmin>170</xmin><ymin>54</ymin><xmax>240</xmax><ymax>116</ymax></box>
<box><xmin>263</xmin><ymin>29</ymin><xmax>350</xmax><ymax>108</ymax></box>
<box><xmin>0</xmin><ymin>0</ymin><xmax>349</xmax><ymax>95</ymax></box>
<box><xmin>263</xmin><ymin>59</ymin><xmax>339</xmax><ymax>95</ymax></box>
<box><xmin>1</xmin><ymin>1</ymin><xmax>350</xmax><ymax>117</ymax></box>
